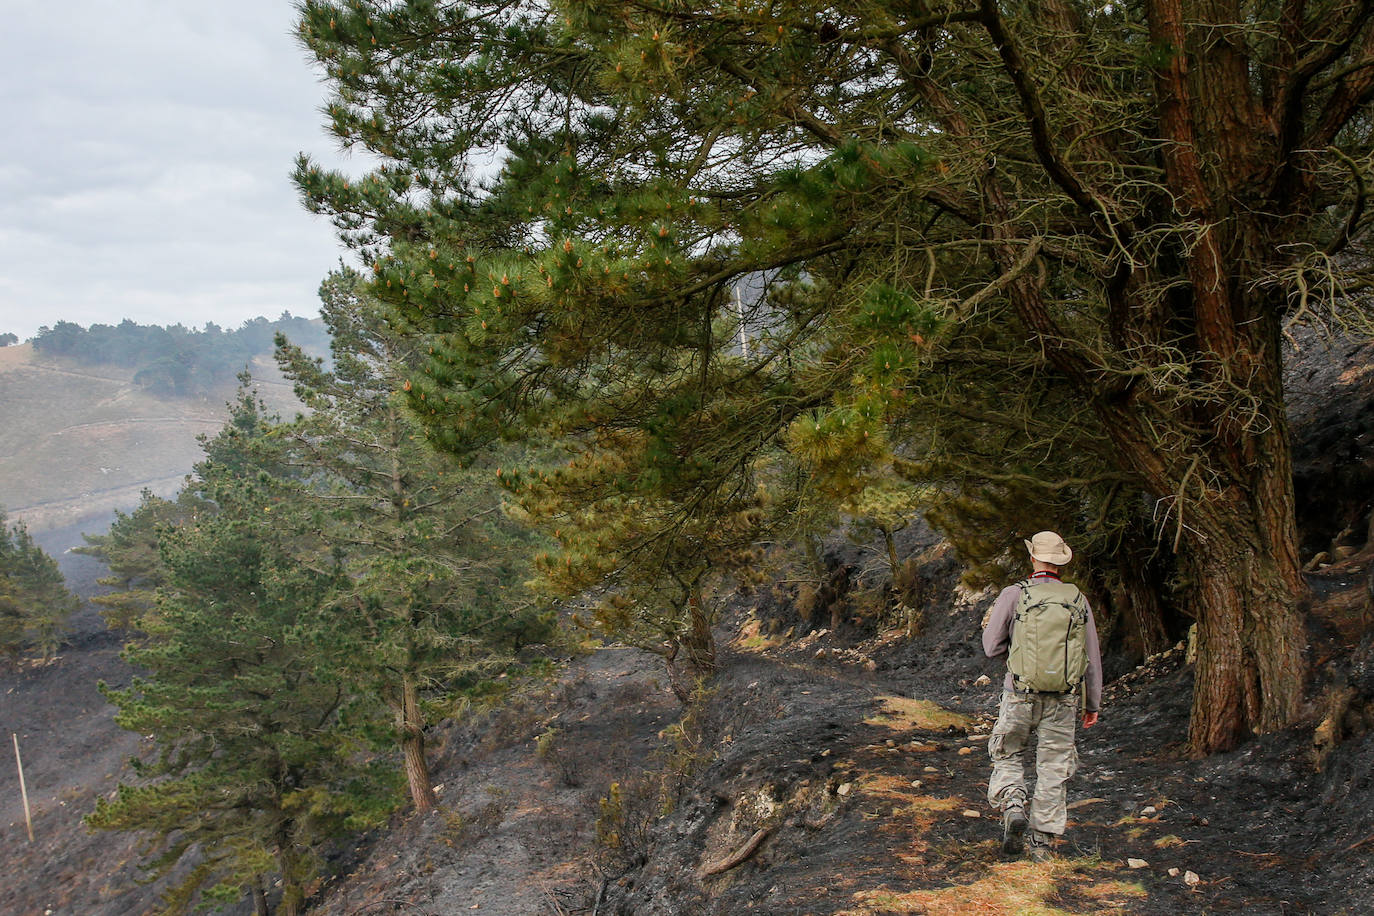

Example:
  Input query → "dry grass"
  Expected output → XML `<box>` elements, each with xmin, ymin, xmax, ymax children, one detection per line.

<box><xmin>734</xmin><ymin>616</ymin><xmax>783</xmax><ymax>651</ymax></box>
<box><xmin>0</xmin><ymin>347</ymin><xmax>299</xmax><ymax>530</ymax></box>
<box><xmin>836</xmin><ymin>859</ymin><xmax>1146</xmax><ymax>915</ymax></box>
<box><xmin>866</xmin><ymin>695</ymin><xmax>971</xmax><ymax>732</ymax></box>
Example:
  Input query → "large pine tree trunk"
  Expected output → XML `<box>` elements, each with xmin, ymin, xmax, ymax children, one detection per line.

<box><xmin>1103</xmin><ymin>395</ymin><xmax>1306</xmax><ymax>755</ymax></box>
<box><xmin>1183</xmin><ymin>532</ymin><xmax>1304</xmax><ymax>753</ymax></box>
<box><xmin>399</xmin><ymin>673</ymin><xmax>437</xmax><ymax>812</ymax></box>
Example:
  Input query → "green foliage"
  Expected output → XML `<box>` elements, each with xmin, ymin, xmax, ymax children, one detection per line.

<box><xmin>296</xmin><ymin>0</ymin><xmax>1374</xmax><ymax>748</ymax></box>
<box><xmin>76</xmin><ymin>489</ymin><xmax>204</xmax><ymax>630</ymax></box>
<box><xmin>31</xmin><ymin>316</ymin><xmax>330</xmax><ymax>398</ymax></box>
<box><xmin>0</xmin><ymin>511</ymin><xmax>78</xmax><ymax>658</ymax></box>
<box><xmin>86</xmin><ymin>385</ymin><xmax>399</xmax><ymax>916</ymax></box>
<box><xmin>274</xmin><ymin>267</ymin><xmax>555</xmax><ymax>809</ymax></box>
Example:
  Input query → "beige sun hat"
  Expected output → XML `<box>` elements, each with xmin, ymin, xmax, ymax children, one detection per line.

<box><xmin>1024</xmin><ymin>531</ymin><xmax>1072</xmax><ymax>565</ymax></box>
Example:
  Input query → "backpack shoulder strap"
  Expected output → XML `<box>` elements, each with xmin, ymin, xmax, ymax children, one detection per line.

<box><xmin>1012</xmin><ymin>578</ymin><xmax>1033</xmax><ymax>616</ymax></box>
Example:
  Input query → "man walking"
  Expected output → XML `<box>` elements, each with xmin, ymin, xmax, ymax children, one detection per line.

<box><xmin>983</xmin><ymin>531</ymin><xmax>1102</xmax><ymax>862</ymax></box>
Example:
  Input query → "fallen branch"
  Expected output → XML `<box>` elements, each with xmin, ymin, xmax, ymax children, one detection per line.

<box><xmin>699</xmin><ymin>827</ymin><xmax>773</xmax><ymax>877</ymax></box>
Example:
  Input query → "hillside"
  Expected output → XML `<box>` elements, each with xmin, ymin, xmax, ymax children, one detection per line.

<box><xmin>0</xmin><ymin>342</ymin><xmax>301</xmax><ymax>533</ymax></box>
<box><xmin>0</xmin><ymin>328</ymin><xmax>1370</xmax><ymax>916</ymax></box>
<box><xmin>0</xmin><ymin>335</ymin><xmax>313</xmax><ymax>916</ymax></box>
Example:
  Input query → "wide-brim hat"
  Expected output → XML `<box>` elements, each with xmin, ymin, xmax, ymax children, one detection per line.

<box><xmin>1025</xmin><ymin>531</ymin><xmax>1072</xmax><ymax>565</ymax></box>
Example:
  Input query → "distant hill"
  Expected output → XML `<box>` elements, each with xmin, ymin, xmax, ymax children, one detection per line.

<box><xmin>0</xmin><ymin>320</ymin><xmax>321</xmax><ymax>534</ymax></box>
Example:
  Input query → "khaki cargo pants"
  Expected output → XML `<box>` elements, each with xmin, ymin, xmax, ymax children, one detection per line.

<box><xmin>987</xmin><ymin>689</ymin><xmax>1079</xmax><ymax>836</ymax></box>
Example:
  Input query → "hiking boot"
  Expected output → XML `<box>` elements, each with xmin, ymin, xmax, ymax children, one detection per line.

<box><xmin>1026</xmin><ymin>829</ymin><xmax>1054</xmax><ymax>863</ymax></box>
<box><xmin>1001</xmin><ymin>804</ymin><xmax>1028</xmax><ymax>855</ymax></box>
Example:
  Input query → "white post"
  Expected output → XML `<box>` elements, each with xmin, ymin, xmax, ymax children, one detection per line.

<box><xmin>13</xmin><ymin>733</ymin><xmax>33</xmax><ymax>842</ymax></box>
<box><xmin>734</xmin><ymin>285</ymin><xmax>750</xmax><ymax>358</ymax></box>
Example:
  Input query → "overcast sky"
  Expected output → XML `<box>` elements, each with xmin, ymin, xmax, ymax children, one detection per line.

<box><xmin>0</xmin><ymin>1</ymin><xmax>364</xmax><ymax>341</ymax></box>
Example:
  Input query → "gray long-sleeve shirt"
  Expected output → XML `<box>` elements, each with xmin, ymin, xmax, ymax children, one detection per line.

<box><xmin>982</xmin><ymin>578</ymin><xmax>1103</xmax><ymax>712</ymax></box>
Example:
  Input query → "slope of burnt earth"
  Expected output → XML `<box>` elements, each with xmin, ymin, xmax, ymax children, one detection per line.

<box><xmin>302</xmin><ymin>645</ymin><xmax>682</xmax><ymax>915</ymax></box>
<box><xmin>1285</xmin><ymin>327</ymin><xmax>1374</xmax><ymax>561</ymax></box>
<box><xmin>595</xmin><ymin>558</ymin><xmax>1374</xmax><ymax>916</ymax></box>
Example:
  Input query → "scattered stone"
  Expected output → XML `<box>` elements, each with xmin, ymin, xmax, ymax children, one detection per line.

<box><xmin>885</xmin><ymin>738</ymin><xmax>896</xmax><ymax>748</ymax></box>
<box><xmin>957</xmin><ymin>747</ymin><xmax>973</xmax><ymax>756</ymax></box>
<box><xmin>961</xmin><ymin>809</ymin><xmax>981</xmax><ymax>819</ymax></box>
<box><xmin>910</xmin><ymin>780</ymin><xmax>923</xmax><ymax>789</ymax></box>
<box><xmin>863</xmin><ymin>659</ymin><xmax>878</xmax><ymax>672</ymax></box>
<box><xmin>1127</xmin><ymin>858</ymin><xmax>1149</xmax><ymax>869</ymax></box>
<box><xmin>1141</xmin><ymin>805</ymin><xmax>1158</xmax><ymax>816</ymax></box>
<box><xmin>1168</xmin><ymin>868</ymin><xmax>1181</xmax><ymax>877</ymax></box>
<box><xmin>814</xmin><ymin>648</ymin><xmax>829</xmax><ymax>660</ymax></box>
<box><xmin>974</xmin><ymin>674</ymin><xmax>992</xmax><ymax>687</ymax></box>
<box><xmin>820</xmin><ymin>748</ymin><xmax>831</xmax><ymax>757</ymax></box>
<box><xmin>923</xmin><ymin>766</ymin><xmax>940</xmax><ymax>773</ymax></box>
<box><xmin>837</xmin><ymin>783</ymin><xmax>853</xmax><ymax>797</ymax></box>
<box><xmin>1184</xmin><ymin>871</ymin><xmax>1200</xmax><ymax>886</ymax></box>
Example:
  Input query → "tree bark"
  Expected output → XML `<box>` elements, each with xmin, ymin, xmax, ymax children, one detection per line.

<box><xmin>275</xmin><ymin>825</ymin><xmax>304</xmax><ymax>916</ymax></box>
<box><xmin>1182</xmin><ymin>516</ymin><xmax>1305</xmax><ymax>754</ymax></box>
<box><xmin>400</xmin><ymin>673</ymin><xmax>436</xmax><ymax>812</ymax></box>
<box><xmin>1116</xmin><ymin>539</ymin><xmax>1172</xmax><ymax>658</ymax></box>
<box><xmin>251</xmin><ymin>875</ymin><xmax>269</xmax><ymax>916</ymax></box>
<box><xmin>666</xmin><ymin>583</ymin><xmax>717</xmax><ymax>704</ymax></box>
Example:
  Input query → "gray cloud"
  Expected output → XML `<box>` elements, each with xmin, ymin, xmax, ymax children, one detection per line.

<box><xmin>0</xmin><ymin>1</ymin><xmax>367</xmax><ymax>339</ymax></box>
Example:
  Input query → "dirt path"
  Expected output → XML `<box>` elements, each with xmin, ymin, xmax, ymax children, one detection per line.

<box><xmin>603</xmin><ymin>633</ymin><xmax>1370</xmax><ymax>916</ymax></box>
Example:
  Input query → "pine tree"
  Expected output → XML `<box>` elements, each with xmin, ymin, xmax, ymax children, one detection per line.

<box><xmin>274</xmin><ymin>268</ymin><xmax>552</xmax><ymax>812</ymax></box>
<box><xmin>87</xmin><ymin>388</ymin><xmax>396</xmax><ymax>916</ymax></box>
<box><xmin>77</xmin><ymin>489</ymin><xmax>204</xmax><ymax>631</ymax></box>
<box><xmin>295</xmin><ymin>0</ymin><xmax>1374</xmax><ymax>753</ymax></box>
<box><xmin>0</xmin><ymin>511</ymin><xmax>78</xmax><ymax>658</ymax></box>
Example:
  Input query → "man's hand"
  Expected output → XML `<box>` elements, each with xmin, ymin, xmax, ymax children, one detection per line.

<box><xmin>1082</xmin><ymin>711</ymin><xmax>1098</xmax><ymax>729</ymax></box>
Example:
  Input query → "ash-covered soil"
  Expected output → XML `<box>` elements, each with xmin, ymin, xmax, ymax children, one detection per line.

<box><xmin>296</xmin><ymin>543</ymin><xmax>1374</xmax><ymax>916</ymax></box>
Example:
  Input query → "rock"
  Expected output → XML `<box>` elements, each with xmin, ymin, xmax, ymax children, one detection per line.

<box><xmin>837</xmin><ymin>782</ymin><xmax>852</xmax><ymax>797</ymax></box>
<box><xmin>957</xmin><ymin>747</ymin><xmax>973</xmax><ymax>756</ymax></box>
<box><xmin>910</xmin><ymin>780</ymin><xmax>923</xmax><ymax>789</ymax></box>
<box><xmin>974</xmin><ymin>674</ymin><xmax>992</xmax><ymax>687</ymax></box>
<box><xmin>923</xmin><ymin>766</ymin><xmax>939</xmax><ymax>773</ymax></box>
<box><xmin>885</xmin><ymin>738</ymin><xmax>896</xmax><ymax>748</ymax></box>
<box><xmin>1184</xmin><ymin>870</ymin><xmax>1200</xmax><ymax>886</ymax></box>
<box><xmin>1127</xmin><ymin>858</ymin><xmax>1149</xmax><ymax>869</ymax></box>
<box><xmin>1168</xmin><ymin>867</ymin><xmax>1181</xmax><ymax>877</ymax></box>
<box><xmin>961</xmin><ymin>809</ymin><xmax>981</xmax><ymax>818</ymax></box>
<box><xmin>814</xmin><ymin>648</ymin><xmax>829</xmax><ymax>660</ymax></box>
<box><xmin>1141</xmin><ymin>805</ymin><xmax>1157</xmax><ymax>816</ymax></box>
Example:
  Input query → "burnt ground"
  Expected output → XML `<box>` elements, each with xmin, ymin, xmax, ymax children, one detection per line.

<box><xmin>0</xmin><ymin>328</ymin><xmax>1371</xmax><ymax>915</ymax></box>
<box><xmin>1</xmin><ymin>538</ymin><xmax>1372</xmax><ymax>915</ymax></box>
<box><xmin>0</xmin><ymin>522</ymin><xmax>179</xmax><ymax>916</ymax></box>
<box><xmin>292</xmin><ymin>543</ymin><xmax>1374</xmax><ymax>916</ymax></box>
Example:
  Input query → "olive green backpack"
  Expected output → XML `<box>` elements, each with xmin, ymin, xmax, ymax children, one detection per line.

<box><xmin>1007</xmin><ymin>579</ymin><xmax>1089</xmax><ymax>693</ymax></box>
